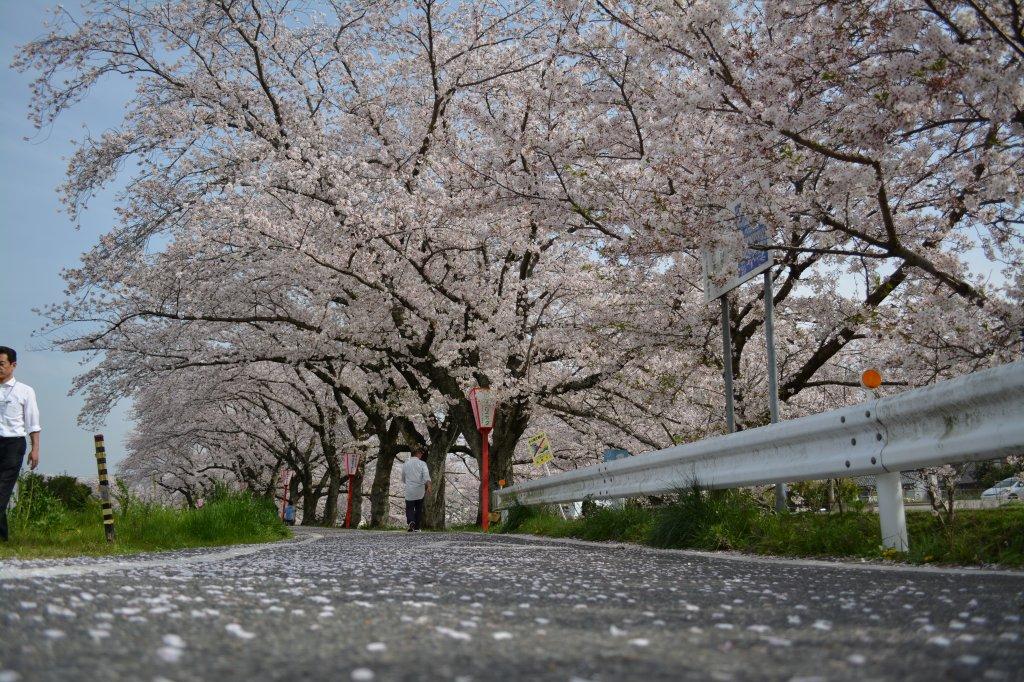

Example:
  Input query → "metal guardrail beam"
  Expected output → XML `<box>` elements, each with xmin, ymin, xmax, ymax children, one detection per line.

<box><xmin>494</xmin><ymin>361</ymin><xmax>1024</xmax><ymax>550</ymax></box>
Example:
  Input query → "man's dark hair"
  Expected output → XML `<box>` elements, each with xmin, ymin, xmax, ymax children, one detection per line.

<box><xmin>0</xmin><ymin>346</ymin><xmax>15</xmax><ymax>363</ymax></box>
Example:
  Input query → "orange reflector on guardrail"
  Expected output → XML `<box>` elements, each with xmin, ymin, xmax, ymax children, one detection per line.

<box><xmin>861</xmin><ymin>368</ymin><xmax>882</xmax><ymax>390</ymax></box>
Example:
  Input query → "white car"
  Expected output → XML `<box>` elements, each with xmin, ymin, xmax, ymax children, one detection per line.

<box><xmin>980</xmin><ymin>476</ymin><xmax>1024</xmax><ymax>501</ymax></box>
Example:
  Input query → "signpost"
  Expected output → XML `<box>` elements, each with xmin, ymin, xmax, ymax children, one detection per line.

<box><xmin>469</xmin><ymin>387</ymin><xmax>499</xmax><ymax>531</ymax></box>
<box><xmin>528</xmin><ymin>432</ymin><xmax>554</xmax><ymax>467</ymax></box>
<box><xmin>529</xmin><ymin>432</ymin><xmax>567</xmax><ymax>518</ymax></box>
<box><xmin>702</xmin><ymin>206</ymin><xmax>773</xmax><ymax>303</ymax></box>
<box><xmin>342</xmin><ymin>452</ymin><xmax>360</xmax><ymax>529</ymax></box>
<box><xmin>602</xmin><ymin>448</ymin><xmax>630</xmax><ymax>463</ymax></box>
<box><xmin>602</xmin><ymin>448</ymin><xmax>631</xmax><ymax>508</ymax></box>
<box><xmin>702</xmin><ymin>205</ymin><xmax>787</xmax><ymax>510</ymax></box>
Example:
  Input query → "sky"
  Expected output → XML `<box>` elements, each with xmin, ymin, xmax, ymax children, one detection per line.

<box><xmin>1</xmin><ymin>2</ymin><xmax>133</xmax><ymax>478</ymax></box>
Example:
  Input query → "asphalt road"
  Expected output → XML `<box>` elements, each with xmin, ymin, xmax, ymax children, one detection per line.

<box><xmin>1</xmin><ymin>529</ymin><xmax>1022</xmax><ymax>681</ymax></box>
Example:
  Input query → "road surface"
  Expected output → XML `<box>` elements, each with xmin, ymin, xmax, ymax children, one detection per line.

<box><xmin>1</xmin><ymin>529</ymin><xmax>1021</xmax><ymax>681</ymax></box>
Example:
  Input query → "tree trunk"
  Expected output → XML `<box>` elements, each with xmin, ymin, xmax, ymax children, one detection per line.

<box><xmin>321</xmin><ymin>450</ymin><xmax>342</xmax><ymax>527</ymax></box>
<box><xmin>266</xmin><ymin>466</ymin><xmax>281</xmax><ymax>502</ymax></box>
<box><xmin>943</xmin><ymin>478</ymin><xmax>957</xmax><ymax>527</ymax></box>
<box><xmin>297</xmin><ymin>474</ymin><xmax>318</xmax><ymax>526</ymax></box>
<box><xmin>369</xmin><ymin>427</ymin><xmax>400</xmax><ymax>527</ymax></box>
<box><xmin>288</xmin><ymin>472</ymin><xmax>300</xmax><ymax>511</ymax></box>
<box><xmin>421</xmin><ymin>418</ymin><xmax>462</xmax><ymax>530</ymax></box>
<box><xmin>924</xmin><ymin>473</ymin><xmax>956</xmax><ymax>528</ymax></box>
<box><xmin>368</xmin><ymin>453</ymin><xmax>397</xmax><ymax>527</ymax></box>
<box><xmin>322</xmin><ymin>465</ymin><xmax>341</xmax><ymax>527</ymax></box>
<box><xmin>424</xmin><ymin>462</ymin><xmax>446</xmax><ymax>529</ymax></box>
<box><xmin>349</xmin><ymin>462</ymin><xmax>366</xmax><ymax>528</ymax></box>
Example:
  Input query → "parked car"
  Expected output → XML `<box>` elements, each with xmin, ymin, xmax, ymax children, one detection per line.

<box><xmin>980</xmin><ymin>477</ymin><xmax>1024</xmax><ymax>501</ymax></box>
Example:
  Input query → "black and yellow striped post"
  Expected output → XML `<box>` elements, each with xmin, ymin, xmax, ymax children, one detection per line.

<box><xmin>93</xmin><ymin>434</ymin><xmax>116</xmax><ymax>542</ymax></box>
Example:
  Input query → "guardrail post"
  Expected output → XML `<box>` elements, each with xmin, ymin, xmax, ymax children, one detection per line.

<box><xmin>876</xmin><ymin>471</ymin><xmax>908</xmax><ymax>551</ymax></box>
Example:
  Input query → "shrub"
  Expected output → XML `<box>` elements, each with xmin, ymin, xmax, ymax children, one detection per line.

<box><xmin>493</xmin><ymin>479</ymin><xmax>1024</xmax><ymax>567</ymax></box>
<box><xmin>182</xmin><ymin>491</ymin><xmax>284</xmax><ymax>543</ymax></box>
<box><xmin>576</xmin><ymin>505</ymin><xmax>652</xmax><ymax>544</ymax></box>
<box><xmin>113</xmin><ymin>477</ymin><xmax>144</xmax><ymax>514</ymax></box>
<box><xmin>43</xmin><ymin>475</ymin><xmax>94</xmax><ymax>511</ymax></box>
<box><xmin>113</xmin><ymin>489</ymin><xmax>286</xmax><ymax>549</ymax></box>
<box><xmin>647</xmin><ymin>487</ymin><xmax>764</xmax><ymax>551</ymax></box>
<box><xmin>501</xmin><ymin>503</ymin><xmax>544</xmax><ymax>533</ymax></box>
<box><xmin>789</xmin><ymin>478</ymin><xmax>860</xmax><ymax>511</ymax></box>
<box><xmin>9</xmin><ymin>473</ymin><xmax>70</xmax><ymax>534</ymax></box>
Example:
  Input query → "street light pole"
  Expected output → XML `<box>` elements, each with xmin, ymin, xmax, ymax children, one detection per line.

<box><xmin>343</xmin><ymin>453</ymin><xmax>360</xmax><ymax>529</ymax></box>
<box><xmin>469</xmin><ymin>387</ymin><xmax>499</xmax><ymax>531</ymax></box>
<box><xmin>345</xmin><ymin>473</ymin><xmax>355</xmax><ymax>528</ymax></box>
<box><xmin>481</xmin><ymin>428</ymin><xmax>491</xmax><ymax>531</ymax></box>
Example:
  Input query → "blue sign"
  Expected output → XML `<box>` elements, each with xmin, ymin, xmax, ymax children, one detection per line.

<box><xmin>602</xmin><ymin>448</ymin><xmax>631</xmax><ymax>463</ymax></box>
<box><xmin>734</xmin><ymin>207</ymin><xmax>770</xmax><ymax>278</ymax></box>
<box><xmin>702</xmin><ymin>205</ymin><xmax>774</xmax><ymax>302</ymax></box>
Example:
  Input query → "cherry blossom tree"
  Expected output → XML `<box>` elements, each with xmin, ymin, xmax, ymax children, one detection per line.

<box><xmin>17</xmin><ymin>0</ymin><xmax>1023</xmax><ymax>524</ymax></box>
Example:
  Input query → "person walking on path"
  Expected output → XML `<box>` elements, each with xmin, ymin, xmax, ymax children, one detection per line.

<box><xmin>0</xmin><ymin>346</ymin><xmax>41</xmax><ymax>542</ymax></box>
<box><xmin>401</xmin><ymin>447</ymin><xmax>431</xmax><ymax>531</ymax></box>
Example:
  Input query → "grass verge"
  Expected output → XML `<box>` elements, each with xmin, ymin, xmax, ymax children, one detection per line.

<box><xmin>498</xmin><ymin>489</ymin><xmax>1024</xmax><ymax>567</ymax></box>
<box><xmin>2</xmin><ymin>485</ymin><xmax>290</xmax><ymax>559</ymax></box>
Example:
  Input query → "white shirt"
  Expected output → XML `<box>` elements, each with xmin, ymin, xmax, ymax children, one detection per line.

<box><xmin>401</xmin><ymin>457</ymin><xmax>431</xmax><ymax>501</ymax></box>
<box><xmin>0</xmin><ymin>378</ymin><xmax>41</xmax><ymax>438</ymax></box>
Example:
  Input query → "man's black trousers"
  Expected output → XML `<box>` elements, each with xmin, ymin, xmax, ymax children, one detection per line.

<box><xmin>0</xmin><ymin>436</ymin><xmax>26</xmax><ymax>541</ymax></box>
<box><xmin>405</xmin><ymin>497</ymin><xmax>425</xmax><ymax>530</ymax></box>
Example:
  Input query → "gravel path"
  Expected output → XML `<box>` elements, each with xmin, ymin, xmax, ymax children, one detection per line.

<box><xmin>1</xmin><ymin>528</ymin><xmax>1021</xmax><ymax>681</ymax></box>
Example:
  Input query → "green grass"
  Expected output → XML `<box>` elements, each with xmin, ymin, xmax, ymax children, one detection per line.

<box><xmin>497</xmin><ymin>489</ymin><xmax>1024</xmax><ymax>567</ymax></box>
<box><xmin>445</xmin><ymin>523</ymin><xmax>487</xmax><ymax>533</ymax></box>
<box><xmin>2</xmin><ymin>486</ymin><xmax>290</xmax><ymax>559</ymax></box>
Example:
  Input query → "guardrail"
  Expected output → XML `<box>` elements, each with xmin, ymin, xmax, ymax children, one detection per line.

<box><xmin>494</xmin><ymin>361</ymin><xmax>1024</xmax><ymax>550</ymax></box>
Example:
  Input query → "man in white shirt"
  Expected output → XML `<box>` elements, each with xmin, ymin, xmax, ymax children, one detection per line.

<box><xmin>0</xmin><ymin>346</ymin><xmax>41</xmax><ymax>541</ymax></box>
<box><xmin>401</xmin><ymin>447</ymin><xmax>431</xmax><ymax>531</ymax></box>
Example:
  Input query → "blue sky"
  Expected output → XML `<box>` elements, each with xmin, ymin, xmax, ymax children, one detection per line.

<box><xmin>2</xmin><ymin>2</ymin><xmax>133</xmax><ymax>478</ymax></box>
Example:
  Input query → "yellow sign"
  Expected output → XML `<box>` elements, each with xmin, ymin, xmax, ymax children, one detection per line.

<box><xmin>528</xmin><ymin>432</ymin><xmax>554</xmax><ymax>467</ymax></box>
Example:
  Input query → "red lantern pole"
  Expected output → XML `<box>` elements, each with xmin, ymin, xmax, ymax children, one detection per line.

<box><xmin>345</xmin><ymin>473</ymin><xmax>355</xmax><ymax>529</ymax></box>
<box><xmin>469</xmin><ymin>387</ymin><xmax>498</xmax><ymax>532</ymax></box>
<box><xmin>481</xmin><ymin>426</ymin><xmax>491</xmax><ymax>531</ymax></box>
<box><xmin>343</xmin><ymin>453</ymin><xmax>360</xmax><ymax>529</ymax></box>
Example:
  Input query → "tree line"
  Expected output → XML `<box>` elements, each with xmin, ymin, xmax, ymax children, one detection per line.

<box><xmin>16</xmin><ymin>0</ymin><xmax>1023</xmax><ymax>525</ymax></box>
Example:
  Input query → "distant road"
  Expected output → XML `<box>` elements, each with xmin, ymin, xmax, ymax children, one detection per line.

<box><xmin>1</xmin><ymin>529</ymin><xmax>1021</xmax><ymax>681</ymax></box>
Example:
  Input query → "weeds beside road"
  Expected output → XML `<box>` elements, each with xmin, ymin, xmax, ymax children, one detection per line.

<box><xmin>1</xmin><ymin>475</ymin><xmax>289</xmax><ymax>559</ymax></box>
<box><xmin>499</xmin><ymin>488</ymin><xmax>1024</xmax><ymax>568</ymax></box>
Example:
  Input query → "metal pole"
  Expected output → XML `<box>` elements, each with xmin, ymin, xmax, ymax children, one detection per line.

<box><xmin>876</xmin><ymin>471</ymin><xmax>908</xmax><ymax>551</ymax></box>
<box><xmin>92</xmin><ymin>435</ymin><xmax>116</xmax><ymax>543</ymax></box>
<box><xmin>481</xmin><ymin>430</ymin><xmax>491</xmax><ymax>531</ymax></box>
<box><xmin>720</xmin><ymin>295</ymin><xmax>736</xmax><ymax>433</ymax></box>
<box><xmin>345</xmin><ymin>474</ymin><xmax>354</xmax><ymax>529</ymax></box>
<box><xmin>543</xmin><ymin>464</ymin><xmax>568</xmax><ymax>519</ymax></box>
<box><xmin>764</xmin><ymin>270</ymin><xmax>787</xmax><ymax>510</ymax></box>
